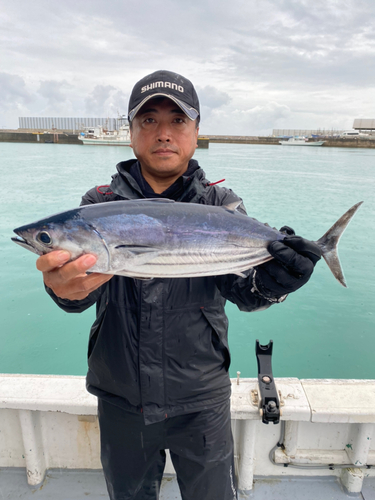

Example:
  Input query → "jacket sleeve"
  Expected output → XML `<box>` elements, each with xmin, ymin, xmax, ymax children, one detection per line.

<box><xmin>44</xmin><ymin>284</ymin><xmax>104</xmax><ymax>313</ymax></box>
<box><xmin>80</xmin><ymin>186</ymin><xmax>108</xmax><ymax>205</ymax></box>
<box><xmin>215</xmin><ymin>271</ymin><xmax>273</xmax><ymax>312</ymax></box>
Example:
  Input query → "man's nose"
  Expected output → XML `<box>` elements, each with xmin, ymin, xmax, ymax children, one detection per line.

<box><xmin>157</xmin><ymin>122</ymin><xmax>171</xmax><ymax>142</ymax></box>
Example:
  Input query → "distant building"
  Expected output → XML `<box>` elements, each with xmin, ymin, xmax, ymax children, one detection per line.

<box><xmin>272</xmin><ymin>129</ymin><xmax>344</xmax><ymax>138</ymax></box>
<box><xmin>353</xmin><ymin>119</ymin><xmax>375</xmax><ymax>131</ymax></box>
<box><xmin>18</xmin><ymin>117</ymin><xmax>128</xmax><ymax>132</ymax></box>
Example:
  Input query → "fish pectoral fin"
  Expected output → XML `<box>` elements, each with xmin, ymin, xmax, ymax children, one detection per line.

<box><xmin>115</xmin><ymin>245</ymin><xmax>156</xmax><ymax>254</ymax></box>
<box><xmin>223</xmin><ymin>200</ymin><xmax>243</xmax><ymax>213</ymax></box>
<box><xmin>114</xmin><ymin>245</ymin><xmax>161</xmax><ymax>266</ymax></box>
<box><xmin>233</xmin><ymin>271</ymin><xmax>247</xmax><ymax>278</ymax></box>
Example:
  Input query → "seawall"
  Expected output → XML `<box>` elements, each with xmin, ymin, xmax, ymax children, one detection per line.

<box><xmin>207</xmin><ymin>135</ymin><xmax>375</xmax><ymax>148</ymax></box>
<box><xmin>1</xmin><ymin>131</ymin><xmax>374</xmax><ymax>148</ymax></box>
<box><xmin>0</xmin><ymin>131</ymin><xmax>81</xmax><ymax>144</ymax></box>
<box><xmin>0</xmin><ymin>130</ymin><xmax>209</xmax><ymax>148</ymax></box>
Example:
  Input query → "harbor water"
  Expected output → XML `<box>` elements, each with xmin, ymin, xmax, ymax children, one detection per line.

<box><xmin>1</xmin><ymin>142</ymin><xmax>374</xmax><ymax>380</ymax></box>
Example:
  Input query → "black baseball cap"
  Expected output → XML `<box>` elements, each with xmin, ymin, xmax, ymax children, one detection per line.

<box><xmin>128</xmin><ymin>70</ymin><xmax>200</xmax><ymax>122</ymax></box>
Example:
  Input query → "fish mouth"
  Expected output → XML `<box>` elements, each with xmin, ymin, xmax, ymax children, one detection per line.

<box><xmin>11</xmin><ymin>235</ymin><xmax>40</xmax><ymax>255</ymax></box>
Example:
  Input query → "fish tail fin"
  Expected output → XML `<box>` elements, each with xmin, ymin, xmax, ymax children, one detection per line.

<box><xmin>315</xmin><ymin>201</ymin><xmax>363</xmax><ymax>287</ymax></box>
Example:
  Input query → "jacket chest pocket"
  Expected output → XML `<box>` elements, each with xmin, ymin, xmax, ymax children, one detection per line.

<box><xmin>201</xmin><ymin>306</ymin><xmax>231</xmax><ymax>371</ymax></box>
<box><xmin>164</xmin><ymin>306</ymin><xmax>231</xmax><ymax>372</ymax></box>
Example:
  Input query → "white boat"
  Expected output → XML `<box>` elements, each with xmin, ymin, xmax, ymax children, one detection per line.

<box><xmin>78</xmin><ymin>124</ymin><xmax>131</xmax><ymax>146</ymax></box>
<box><xmin>279</xmin><ymin>136</ymin><xmax>325</xmax><ymax>146</ymax></box>
<box><xmin>1</xmin><ymin>373</ymin><xmax>374</xmax><ymax>499</ymax></box>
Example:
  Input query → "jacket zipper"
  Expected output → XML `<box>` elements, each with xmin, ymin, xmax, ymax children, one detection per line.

<box><xmin>137</xmin><ymin>279</ymin><xmax>143</xmax><ymax>413</ymax></box>
<box><xmin>162</xmin><ymin>280</ymin><xmax>168</xmax><ymax>417</ymax></box>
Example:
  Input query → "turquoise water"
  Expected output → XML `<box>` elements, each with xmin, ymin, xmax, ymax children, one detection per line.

<box><xmin>1</xmin><ymin>142</ymin><xmax>374</xmax><ymax>380</ymax></box>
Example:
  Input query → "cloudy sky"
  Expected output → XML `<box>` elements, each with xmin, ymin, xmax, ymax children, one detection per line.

<box><xmin>1</xmin><ymin>0</ymin><xmax>374</xmax><ymax>135</ymax></box>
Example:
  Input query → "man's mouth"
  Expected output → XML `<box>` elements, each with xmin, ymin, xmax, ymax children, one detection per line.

<box><xmin>154</xmin><ymin>149</ymin><xmax>175</xmax><ymax>154</ymax></box>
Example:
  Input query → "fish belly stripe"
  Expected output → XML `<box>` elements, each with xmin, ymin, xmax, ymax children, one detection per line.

<box><xmin>144</xmin><ymin>249</ymin><xmax>266</xmax><ymax>266</ymax></box>
<box><xmin>118</xmin><ymin>254</ymin><xmax>272</xmax><ymax>278</ymax></box>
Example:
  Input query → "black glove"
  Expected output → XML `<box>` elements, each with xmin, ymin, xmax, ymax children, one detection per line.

<box><xmin>279</xmin><ymin>225</ymin><xmax>296</xmax><ymax>236</ymax></box>
<box><xmin>255</xmin><ymin>232</ymin><xmax>322</xmax><ymax>298</ymax></box>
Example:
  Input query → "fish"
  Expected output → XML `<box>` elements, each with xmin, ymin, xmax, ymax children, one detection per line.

<box><xmin>11</xmin><ymin>199</ymin><xmax>363</xmax><ymax>286</ymax></box>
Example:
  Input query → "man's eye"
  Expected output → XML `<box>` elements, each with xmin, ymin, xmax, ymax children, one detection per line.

<box><xmin>174</xmin><ymin>118</ymin><xmax>184</xmax><ymax>124</ymax></box>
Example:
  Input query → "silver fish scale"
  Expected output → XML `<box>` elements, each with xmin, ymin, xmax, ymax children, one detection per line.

<box><xmin>12</xmin><ymin>199</ymin><xmax>363</xmax><ymax>285</ymax></box>
<box><xmin>13</xmin><ymin>199</ymin><xmax>283</xmax><ymax>279</ymax></box>
<box><xmin>91</xmin><ymin>241</ymin><xmax>274</xmax><ymax>278</ymax></box>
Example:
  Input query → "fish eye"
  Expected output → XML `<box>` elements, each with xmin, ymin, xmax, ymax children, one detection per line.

<box><xmin>37</xmin><ymin>231</ymin><xmax>53</xmax><ymax>246</ymax></box>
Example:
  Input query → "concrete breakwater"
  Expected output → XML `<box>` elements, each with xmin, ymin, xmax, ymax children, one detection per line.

<box><xmin>0</xmin><ymin>130</ymin><xmax>81</xmax><ymax>144</ymax></box>
<box><xmin>207</xmin><ymin>135</ymin><xmax>375</xmax><ymax>148</ymax></box>
<box><xmin>208</xmin><ymin>135</ymin><xmax>280</xmax><ymax>145</ymax></box>
<box><xmin>1</xmin><ymin>130</ymin><xmax>374</xmax><ymax>148</ymax></box>
<box><xmin>0</xmin><ymin>130</ymin><xmax>209</xmax><ymax>148</ymax></box>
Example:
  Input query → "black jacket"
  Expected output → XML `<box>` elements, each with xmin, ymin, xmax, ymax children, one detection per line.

<box><xmin>47</xmin><ymin>159</ymin><xmax>272</xmax><ymax>424</ymax></box>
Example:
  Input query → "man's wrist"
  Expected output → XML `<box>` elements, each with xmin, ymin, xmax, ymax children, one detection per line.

<box><xmin>251</xmin><ymin>269</ymin><xmax>288</xmax><ymax>304</ymax></box>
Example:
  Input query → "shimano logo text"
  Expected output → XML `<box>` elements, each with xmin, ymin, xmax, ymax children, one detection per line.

<box><xmin>141</xmin><ymin>82</ymin><xmax>184</xmax><ymax>93</ymax></box>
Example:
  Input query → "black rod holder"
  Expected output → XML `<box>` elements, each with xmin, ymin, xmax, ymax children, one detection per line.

<box><xmin>256</xmin><ymin>339</ymin><xmax>280</xmax><ymax>425</ymax></box>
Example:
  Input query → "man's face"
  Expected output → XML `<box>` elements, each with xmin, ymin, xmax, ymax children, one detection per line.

<box><xmin>130</xmin><ymin>97</ymin><xmax>199</xmax><ymax>181</ymax></box>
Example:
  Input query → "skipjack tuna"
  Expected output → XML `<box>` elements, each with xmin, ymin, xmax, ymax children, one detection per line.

<box><xmin>12</xmin><ymin>199</ymin><xmax>363</xmax><ymax>286</ymax></box>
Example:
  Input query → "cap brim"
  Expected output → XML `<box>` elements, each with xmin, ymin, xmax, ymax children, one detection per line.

<box><xmin>128</xmin><ymin>93</ymin><xmax>199</xmax><ymax>121</ymax></box>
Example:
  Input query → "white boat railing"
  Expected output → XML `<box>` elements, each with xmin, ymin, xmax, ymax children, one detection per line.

<box><xmin>0</xmin><ymin>374</ymin><xmax>374</xmax><ymax>497</ymax></box>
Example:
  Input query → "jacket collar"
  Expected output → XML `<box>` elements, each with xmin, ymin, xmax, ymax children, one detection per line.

<box><xmin>110</xmin><ymin>158</ymin><xmax>208</xmax><ymax>202</ymax></box>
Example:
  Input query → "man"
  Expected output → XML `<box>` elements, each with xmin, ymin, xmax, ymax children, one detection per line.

<box><xmin>36</xmin><ymin>70</ymin><xmax>321</xmax><ymax>500</ymax></box>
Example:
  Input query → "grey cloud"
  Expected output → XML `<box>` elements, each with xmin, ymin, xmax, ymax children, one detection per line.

<box><xmin>223</xmin><ymin>0</ymin><xmax>375</xmax><ymax>88</ymax></box>
<box><xmin>38</xmin><ymin>80</ymin><xmax>71</xmax><ymax>103</ymax></box>
<box><xmin>0</xmin><ymin>0</ymin><xmax>374</xmax><ymax>132</ymax></box>
<box><xmin>237</xmin><ymin>102</ymin><xmax>291</xmax><ymax>128</ymax></box>
<box><xmin>34</xmin><ymin>80</ymin><xmax>77</xmax><ymax>116</ymax></box>
<box><xmin>196</xmin><ymin>86</ymin><xmax>231</xmax><ymax>109</ymax></box>
<box><xmin>232</xmin><ymin>101</ymin><xmax>291</xmax><ymax>134</ymax></box>
<box><xmin>85</xmin><ymin>85</ymin><xmax>128</xmax><ymax>116</ymax></box>
<box><xmin>0</xmin><ymin>72</ymin><xmax>33</xmax><ymax>110</ymax></box>
<box><xmin>200</xmin><ymin>101</ymin><xmax>291</xmax><ymax>135</ymax></box>
<box><xmin>3</xmin><ymin>1</ymin><xmax>374</xmax><ymax>85</ymax></box>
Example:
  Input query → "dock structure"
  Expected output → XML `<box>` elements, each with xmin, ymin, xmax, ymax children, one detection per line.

<box><xmin>1</xmin><ymin>130</ymin><xmax>375</xmax><ymax>148</ymax></box>
<box><xmin>0</xmin><ymin>130</ymin><xmax>210</xmax><ymax>148</ymax></box>
<box><xmin>353</xmin><ymin>118</ymin><xmax>375</xmax><ymax>132</ymax></box>
<box><xmin>0</xmin><ymin>130</ymin><xmax>82</xmax><ymax>144</ymax></box>
<box><xmin>206</xmin><ymin>134</ymin><xmax>375</xmax><ymax>148</ymax></box>
<box><xmin>1</xmin><ymin>374</ymin><xmax>374</xmax><ymax>498</ymax></box>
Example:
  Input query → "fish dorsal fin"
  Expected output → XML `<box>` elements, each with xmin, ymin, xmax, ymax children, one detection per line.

<box><xmin>224</xmin><ymin>200</ymin><xmax>243</xmax><ymax>213</ymax></box>
<box><xmin>114</xmin><ymin>245</ymin><xmax>161</xmax><ymax>266</ymax></box>
<box><xmin>142</xmin><ymin>198</ymin><xmax>175</xmax><ymax>203</ymax></box>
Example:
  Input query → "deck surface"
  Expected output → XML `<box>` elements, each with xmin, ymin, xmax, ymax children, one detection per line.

<box><xmin>1</xmin><ymin>468</ymin><xmax>374</xmax><ymax>499</ymax></box>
